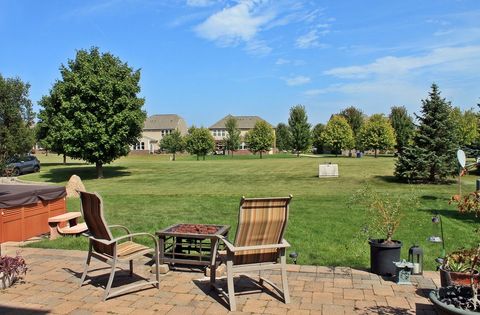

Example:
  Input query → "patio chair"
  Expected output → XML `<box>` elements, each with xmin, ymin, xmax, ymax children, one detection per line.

<box><xmin>78</xmin><ymin>191</ymin><xmax>159</xmax><ymax>300</ymax></box>
<box><xmin>210</xmin><ymin>195</ymin><xmax>292</xmax><ymax>311</ymax></box>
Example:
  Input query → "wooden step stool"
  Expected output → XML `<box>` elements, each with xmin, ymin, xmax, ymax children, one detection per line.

<box><xmin>48</xmin><ymin>212</ymin><xmax>88</xmax><ymax>240</ymax></box>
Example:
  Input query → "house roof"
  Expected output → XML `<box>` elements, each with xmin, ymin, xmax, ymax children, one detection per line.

<box><xmin>209</xmin><ymin>115</ymin><xmax>272</xmax><ymax>129</ymax></box>
<box><xmin>144</xmin><ymin>114</ymin><xmax>184</xmax><ymax>130</ymax></box>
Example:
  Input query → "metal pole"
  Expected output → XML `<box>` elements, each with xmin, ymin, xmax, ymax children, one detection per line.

<box><xmin>440</xmin><ymin>216</ymin><xmax>445</xmax><ymax>258</ymax></box>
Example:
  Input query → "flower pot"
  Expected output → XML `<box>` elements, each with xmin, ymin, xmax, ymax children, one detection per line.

<box><xmin>429</xmin><ymin>289</ymin><xmax>479</xmax><ymax>314</ymax></box>
<box><xmin>0</xmin><ymin>272</ymin><xmax>15</xmax><ymax>290</ymax></box>
<box><xmin>440</xmin><ymin>266</ymin><xmax>480</xmax><ymax>287</ymax></box>
<box><xmin>369</xmin><ymin>239</ymin><xmax>402</xmax><ymax>277</ymax></box>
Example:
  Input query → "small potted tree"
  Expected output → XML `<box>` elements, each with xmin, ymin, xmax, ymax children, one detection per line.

<box><xmin>353</xmin><ymin>185</ymin><xmax>417</xmax><ymax>277</ymax></box>
<box><xmin>0</xmin><ymin>252</ymin><xmax>27</xmax><ymax>289</ymax></box>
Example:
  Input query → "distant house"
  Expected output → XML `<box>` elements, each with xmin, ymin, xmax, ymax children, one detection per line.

<box><xmin>132</xmin><ymin>114</ymin><xmax>188</xmax><ymax>153</ymax></box>
<box><xmin>208</xmin><ymin>115</ymin><xmax>275</xmax><ymax>153</ymax></box>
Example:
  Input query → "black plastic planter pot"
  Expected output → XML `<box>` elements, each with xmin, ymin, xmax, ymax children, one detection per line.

<box><xmin>369</xmin><ymin>239</ymin><xmax>402</xmax><ymax>277</ymax></box>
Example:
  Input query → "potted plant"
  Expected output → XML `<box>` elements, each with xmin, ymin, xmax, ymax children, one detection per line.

<box><xmin>430</xmin><ymin>244</ymin><xmax>480</xmax><ymax>314</ymax></box>
<box><xmin>0</xmin><ymin>252</ymin><xmax>27</xmax><ymax>289</ymax></box>
<box><xmin>353</xmin><ymin>185</ymin><xmax>417</xmax><ymax>277</ymax></box>
<box><xmin>440</xmin><ymin>247</ymin><xmax>480</xmax><ymax>287</ymax></box>
<box><xmin>442</xmin><ymin>192</ymin><xmax>480</xmax><ymax>287</ymax></box>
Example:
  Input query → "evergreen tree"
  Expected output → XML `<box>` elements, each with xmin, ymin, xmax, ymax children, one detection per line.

<box><xmin>288</xmin><ymin>105</ymin><xmax>311</xmax><ymax>156</ymax></box>
<box><xmin>246</xmin><ymin>120</ymin><xmax>274</xmax><ymax>159</ymax></box>
<box><xmin>389</xmin><ymin>106</ymin><xmax>414</xmax><ymax>155</ymax></box>
<box><xmin>395</xmin><ymin>84</ymin><xmax>458</xmax><ymax>182</ymax></box>
<box><xmin>184</xmin><ymin>126</ymin><xmax>215</xmax><ymax>160</ymax></box>
<box><xmin>160</xmin><ymin>130</ymin><xmax>184</xmax><ymax>161</ymax></box>
<box><xmin>312</xmin><ymin>123</ymin><xmax>326</xmax><ymax>154</ymax></box>
<box><xmin>275</xmin><ymin>123</ymin><xmax>291</xmax><ymax>152</ymax></box>
<box><xmin>358</xmin><ymin>114</ymin><xmax>396</xmax><ymax>158</ymax></box>
<box><xmin>321</xmin><ymin>115</ymin><xmax>354</xmax><ymax>156</ymax></box>
<box><xmin>0</xmin><ymin>74</ymin><xmax>35</xmax><ymax>169</ymax></box>
<box><xmin>37</xmin><ymin>47</ymin><xmax>146</xmax><ymax>178</ymax></box>
<box><xmin>224</xmin><ymin>116</ymin><xmax>240</xmax><ymax>156</ymax></box>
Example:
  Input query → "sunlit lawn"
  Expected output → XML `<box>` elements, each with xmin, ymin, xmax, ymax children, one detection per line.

<box><xmin>23</xmin><ymin>152</ymin><xmax>480</xmax><ymax>270</ymax></box>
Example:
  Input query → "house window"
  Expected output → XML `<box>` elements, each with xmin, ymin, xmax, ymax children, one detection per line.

<box><xmin>134</xmin><ymin>142</ymin><xmax>145</xmax><ymax>150</ymax></box>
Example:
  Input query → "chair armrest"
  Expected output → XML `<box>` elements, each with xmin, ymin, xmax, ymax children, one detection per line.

<box><xmin>108</xmin><ymin>225</ymin><xmax>131</xmax><ymax>234</ymax></box>
<box><xmin>218</xmin><ymin>235</ymin><xmax>236</xmax><ymax>252</ymax></box>
<box><xmin>218</xmin><ymin>236</ymin><xmax>290</xmax><ymax>253</ymax></box>
<box><xmin>90</xmin><ymin>232</ymin><xmax>158</xmax><ymax>248</ymax></box>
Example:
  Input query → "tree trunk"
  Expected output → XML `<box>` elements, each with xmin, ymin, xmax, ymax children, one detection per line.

<box><xmin>260</xmin><ymin>151</ymin><xmax>263</xmax><ymax>159</ymax></box>
<box><xmin>96</xmin><ymin>162</ymin><xmax>103</xmax><ymax>179</ymax></box>
<box><xmin>202</xmin><ymin>155</ymin><xmax>205</xmax><ymax>161</ymax></box>
<box><xmin>173</xmin><ymin>152</ymin><xmax>176</xmax><ymax>161</ymax></box>
<box><xmin>374</xmin><ymin>149</ymin><xmax>378</xmax><ymax>158</ymax></box>
<box><xmin>296</xmin><ymin>150</ymin><xmax>300</xmax><ymax>157</ymax></box>
<box><xmin>63</xmin><ymin>155</ymin><xmax>66</xmax><ymax>165</ymax></box>
<box><xmin>196</xmin><ymin>155</ymin><xmax>199</xmax><ymax>161</ymax></box>
<box><xmin>45</xmin><ymin>150</ymin><xmax>48</xmax><ymax>156</ymax></box>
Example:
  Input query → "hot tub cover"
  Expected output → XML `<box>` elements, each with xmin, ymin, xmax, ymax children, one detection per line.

<box><xmin>0</xmin><ymin>184</ymin><xmax>66</xmax><ymax>209</ymax></box>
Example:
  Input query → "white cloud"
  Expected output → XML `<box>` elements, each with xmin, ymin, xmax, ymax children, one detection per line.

<box><xmin>295</xmin><ymin>29</ymin><xmax>329</xmax><ymax>49</ymax></box>
<box><xmin>283</xmin><ymin>75</ymin><xmax>311</xmax><ymax>86</ymax></box>
<box><xmin>303</xmin><ymin>89</ymin><xmax>323</xmax><ymax>96</ymax></box>
<box><xmin>245</xmin><ymin>39</ymin><xmax>272</xmax><ymax>56</ymax></box>
<box><xmin>323</xmin><ymin>45</ymin><xmax>480</xmax><ymax>79</ymax></box>
<box><xmin>186</xmin><ymin>0</ymin><xmax>217</xmax><ymax>7</ymax></box>
<box><xmin>195</xmin><ymin>0</ymin><xmax>274</xmax><ymax>46</ymax></box>
<box><xmin>276</xmin><ymin>58</ymin><xmax>290</xmax><ymax>65</ymax></box>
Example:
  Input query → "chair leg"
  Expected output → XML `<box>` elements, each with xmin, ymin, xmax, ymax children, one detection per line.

<box><xmin>154</xmin><ymin>247</ymin><xmax>160</xmax><ymax>289</ymax></box>
<box><xmin>129</xmin><ymin>260</ymin><xmax>133</xmax><ymax>277</ymax></box>
<box><xmin>226</xmin><ymin>259</ymin><xmax>236</xmax><ymax>312</ymax></box>
<box><xmin>280</xmin><ymin>249</ymin><xmax>290</xmax><ymax>304</ymax></box>
<box><xmin>80</xmin><ymin>243</ymin><xmax>92</xmax><ymax>286</ymax></box>
<box><xmin>104</xmin><ymin>259</ymin><xmax>117</xmax><ymax>301</ymax></box>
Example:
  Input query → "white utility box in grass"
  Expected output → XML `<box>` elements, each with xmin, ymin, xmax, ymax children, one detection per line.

<box><xmin>319</xmin><ymin>163</ymin><xmax>339</xmax><ymax>178</ymax></box>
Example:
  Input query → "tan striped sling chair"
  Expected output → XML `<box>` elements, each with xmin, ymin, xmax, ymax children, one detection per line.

<box><xmin>79</xmin><ymin>191</ymin><xmax>160</xmax><ymax>300</ymax></box>
<box><xmin>210</xmin><ymin>195</ymin><xmax>292</xmax><ymax>311</ymax></box>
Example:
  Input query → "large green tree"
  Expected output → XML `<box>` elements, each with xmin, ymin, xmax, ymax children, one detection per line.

<box><xmin>321</xmin><ymin>115</ymin><xmax>354</xmax><ymax>156</ymax></box>
<box><xmin>37</xmin><ymin>47</ymin><xmax>146</xmax><ymax>178</ymax></box>
<box><xmin>395</xmin><ymin>84</ymin><xmax>458</xmax><ymax>182</ymax></box>
<box><xmin>185</xmin><ymin>126</ymin><xmax>215</xmax><ymax>160</ymax></box>
<box><xmin>246</xmin><ymin>120</ymin><xmax>274</xmax><ymax>159</ymax></box>
<box><xmin>0</xmin><ymin>74</ymin><xmax>35</xmax><ymax>169</ymax></box>
<box><xmin>224</xmin><ymin>116</ymin><xmax>241</xmax><ymax>156</ymax></box>
<box><xmin>275</xmin><ymin>123</ymin><xmax>292</xmax><ymax>152</ymax></box>
<box><xmin>339</xmin><ymin>106</ymin><xmax>364</xmax><ymax>149</ymax></box>
<box><xmin>389</xmin><ymin>106</ymin><xmax>415</xmax><ymax>155</ymax></box>
<box><xmin>160</xmin><ymin>130</ymin><xmax>184</xmax><ymax>161</ymax></box>
<box><xmin>450</xmin><ymin>107</ymin><xmax>478</xmax><ymax>147</ymax></box>
<box><xmin>311</xmin><ymin>123</ymin><xmax>326</xmax><ymax>154</ymax></box>
<box><xmin>358</xmin><ymin>114</ymin><xmax>396</xmax><ymax>158</ymax></box>
<box><xmin>288</xmin><ymin>105</ymin><xmax>311</xmax><ymax>156</ymax></box>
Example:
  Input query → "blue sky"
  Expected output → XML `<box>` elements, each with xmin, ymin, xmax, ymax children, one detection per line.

<box><xmin>1</xmin><ymin>0</ymin><xmax>479</xmax><ymax>127</ymax></box>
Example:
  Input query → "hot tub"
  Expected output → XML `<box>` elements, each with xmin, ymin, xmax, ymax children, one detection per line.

<box><xmin>0</xmin><ymin>184</ymin><xmax>66</xmax><ymax>242</ymax></box>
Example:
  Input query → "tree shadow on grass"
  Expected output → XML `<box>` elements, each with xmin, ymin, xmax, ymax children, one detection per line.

<box><xmin>38</xmin><ymin>166</ymin><xmax>130</xmax><ymax>183</ymax></box>
<box><xmin>419</xmin><ymin>207</ymin><xmax>479</xmax><ymax>225</ymax></box>
<box><xmin>40</xmin><ymin>161</ymin><xmax>87</xmax><ymax>167</ymax></box>
<box><xmin>374</xmin><ymin>175</ymin><xmax>456</xmax><ymax>185</ymax></box>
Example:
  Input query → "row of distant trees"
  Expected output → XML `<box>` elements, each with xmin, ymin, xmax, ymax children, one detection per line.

<box><xmin>161</xmin><ymin>119</ymin><xmax>276</xmax><ymax>160</ymax></box>
<box><xmin>275</xmin><ymin>84</ymin><xmax>479</xmax><ymax>183</ymax></box>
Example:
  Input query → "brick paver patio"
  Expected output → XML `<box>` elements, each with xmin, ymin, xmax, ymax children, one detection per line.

<box><xmin>0</xmin><ymin>245</ymin><xmax>439</xmax><ymax>314</ymax></box>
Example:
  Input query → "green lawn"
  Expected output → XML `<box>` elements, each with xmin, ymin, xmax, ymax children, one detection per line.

<box><xmin>23</xmin><ymin>153</ymin><xmax>480</xmax><ymax>270</ymax></box>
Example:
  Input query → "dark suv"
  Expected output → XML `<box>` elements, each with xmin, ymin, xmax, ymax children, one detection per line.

<box><xmin>4</xmin><ymin>156</ymin><xmax>41</xmax><ymax>176</ymax></box>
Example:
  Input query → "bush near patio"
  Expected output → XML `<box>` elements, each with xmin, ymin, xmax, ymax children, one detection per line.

<box><xmin>24</xmin><ymin>153</ymin><xmax>480</xmax><ymax>270</ymax></box>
